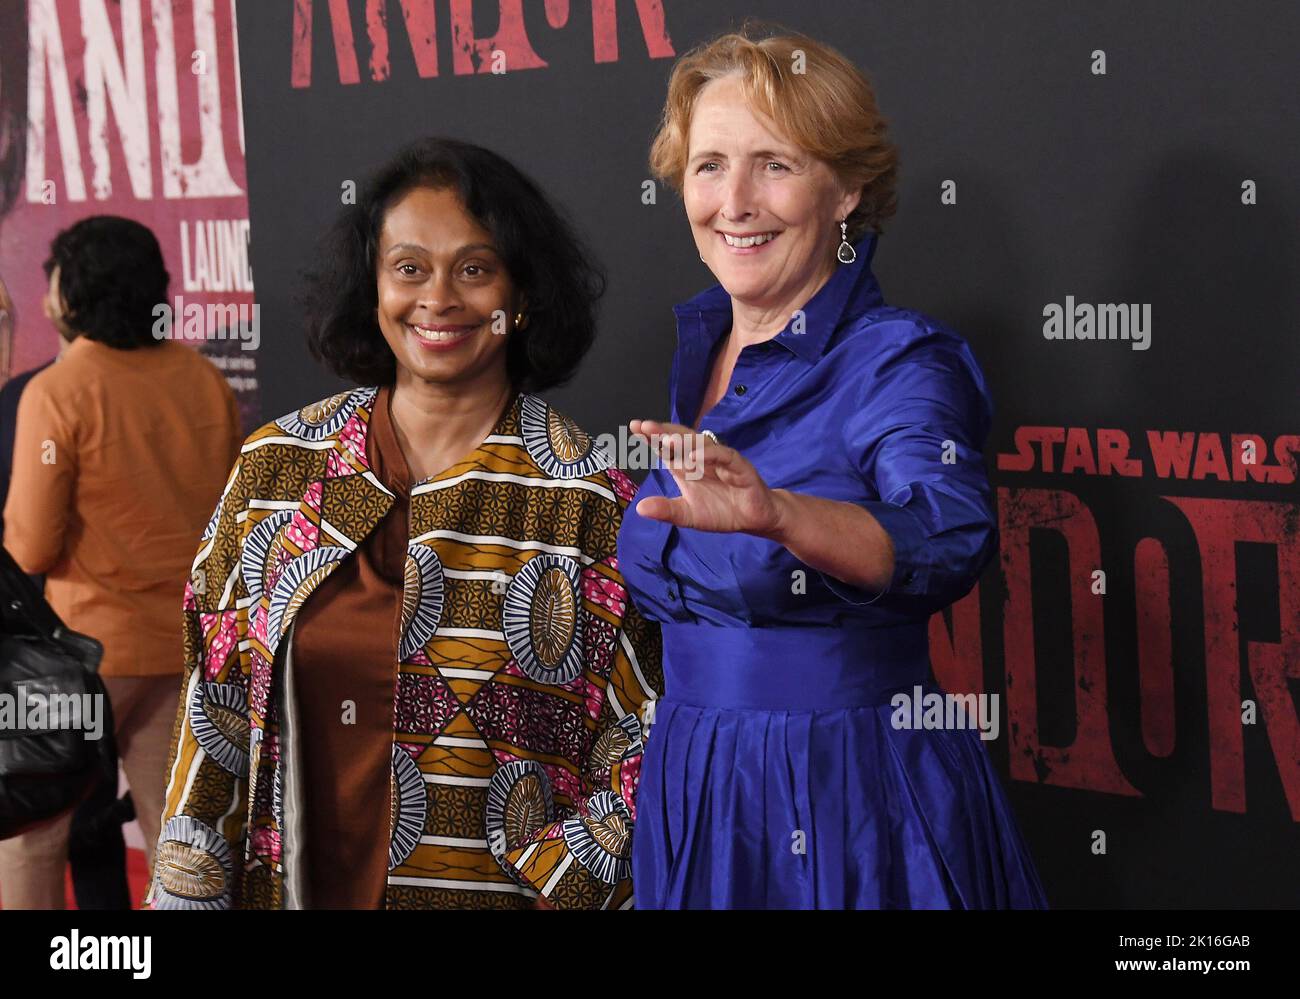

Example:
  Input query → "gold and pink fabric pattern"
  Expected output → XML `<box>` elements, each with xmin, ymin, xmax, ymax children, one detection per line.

<box><xmin>148</xmin><ymin>386</ymin><xmax>663</xmax><ymax>909</ymax></box>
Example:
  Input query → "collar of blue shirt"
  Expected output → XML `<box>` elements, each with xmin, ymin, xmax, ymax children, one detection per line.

<box><xmin>671</xmin><ymin>231</ymin><xmax>884</xmax><ymax>364</ymax></box>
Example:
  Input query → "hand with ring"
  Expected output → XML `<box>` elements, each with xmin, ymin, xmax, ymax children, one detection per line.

<box><xmin>627</xmin><ymin>419</ymin><xmax>786</xmax><ymax>537</ymax></box>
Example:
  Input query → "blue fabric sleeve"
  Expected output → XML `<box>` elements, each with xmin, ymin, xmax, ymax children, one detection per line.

<box><xmin>817</xmin><ymin>327</ymin><xmax>998</xmax><ymax>616</ymax></box>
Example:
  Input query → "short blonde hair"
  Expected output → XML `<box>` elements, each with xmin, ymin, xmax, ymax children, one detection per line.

<box><xmin>649</xmin><ymin>22</ymin><xmax>899</xmax><ymax>239</ymax></box>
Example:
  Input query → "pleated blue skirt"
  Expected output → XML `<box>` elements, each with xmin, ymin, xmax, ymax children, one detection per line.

<box><xmin>632</xmin><ymin>622</ymin><xmax>1049</xmax><ymax>910</ymax></box>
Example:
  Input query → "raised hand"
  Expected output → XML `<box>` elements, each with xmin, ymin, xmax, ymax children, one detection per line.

<box><xmin>628</xmin><ymin>419</ymin><xmax>785</xmax><ymax>538</ymax></box>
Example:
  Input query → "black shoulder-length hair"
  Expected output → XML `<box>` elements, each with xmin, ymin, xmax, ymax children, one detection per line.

<box><xmin>42</xmin><ymin>216</ymin><xmax>170</xmax><ymax>350</ymax></box>
<box><xmin>301</xmin><ymin>137</ymin><xmax>606</xmax><ymax>391</ymax></box>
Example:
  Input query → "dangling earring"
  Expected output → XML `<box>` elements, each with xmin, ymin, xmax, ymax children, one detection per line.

<box><xmin>836</xmin><ymin>220</ymin><xmax>856</xmax><ymax>264</ymax></box>
<box><xmin>514</xmin><ymin>310</ymin><xmax>528</xmax><ymax>331</ymax></box>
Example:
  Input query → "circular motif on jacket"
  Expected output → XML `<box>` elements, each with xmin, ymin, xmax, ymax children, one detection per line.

<box><xmin>152</xmin><ymin>815</ymin><xmax>233</xmax><ymax>909</ymax></box>
<box><xmin>241</xmin><ymin>509</ymin><xmax>295</xmax><ymax>605</ymax></box>
<box><xmin>274</xmin><ymin>386</ymin><xmax>375</xmax><ymax>442</ymax></box>
<box><xmin>388</xmin><ymin>746</ymin><xmax>428</xmax><ymax>871</ymax></box>
<box><xmin>586</xmin><ymin>713</ymin><xmax>642</xmax><ymax>777</ymax></box>
<box><xmin>266</xmin><ymin>545</ymin><xmax>353</xmax><ymax>649</ymax></box>
<box><xmin>399</xmin><ymin>544</ymin><xmax>445</xmax><ymax>662</ymax></box>
<box><xmin>503</xmin><ymin>554</ymin><xmax>584</xmax><ymax>685</ymax></box>
<box><xmin>485</xmin><ymin>759</ymin><xmax>554</xmax><ymax>867</ymax></box>
<box><xmin>187</xmin><ymin>681</ymin><xmax>249</xmax><ymax>776</ymax></box>
<box><xmin>562</xmin><ymin>791</ymin><xmax>632</xmax><ymax>885</ymax></box>
<box><xmin>520</xmin><ymin>394</ymin><xmax>609</xmax><ymax>478</ymax></box>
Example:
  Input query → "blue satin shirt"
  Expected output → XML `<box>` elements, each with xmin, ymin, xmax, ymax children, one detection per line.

<box><xmin>619</xmin><ymin>232</ymin><xmax>1050</xmax><ymax>909</ymax></box>
<box><xmin>616</xmin><ymin>231</ymin><xmax>999</xmax><ymax>630</ymax></box>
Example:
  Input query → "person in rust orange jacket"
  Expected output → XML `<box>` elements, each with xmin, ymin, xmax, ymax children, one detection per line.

<box><xmin>0</xmin><ymin>216</ymin><xmax>242</xmax><ymax>908</ymax></box>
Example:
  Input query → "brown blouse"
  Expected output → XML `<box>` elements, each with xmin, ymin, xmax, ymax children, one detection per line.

<box><xmin>292</xmin><ymin>381</ymin><xmax>408</xmax><ymax>908</ymax></box>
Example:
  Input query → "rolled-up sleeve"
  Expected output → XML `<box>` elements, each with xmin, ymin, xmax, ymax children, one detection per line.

<box><xmin>4</xmin><ymin>376</ymin><xmax>77</xmax><ymax>574</ymax></box>
<box><xmin>819</xmin><ymin>328</ymin><xmax>998</xmax><ymax>615</ymax></box>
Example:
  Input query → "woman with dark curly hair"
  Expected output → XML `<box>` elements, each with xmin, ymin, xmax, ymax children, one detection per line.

<box><xmin>618</xmin><ymin>27</ymin><xmax>1048</xmax><ymax>909</ymax></box>
<box><xmin>148</xmin><ymin>138</ymin><xmax>662</xmax><ymax>910</ymax></box>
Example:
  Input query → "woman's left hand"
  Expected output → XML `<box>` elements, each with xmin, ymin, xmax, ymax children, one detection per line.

<box><xmin>628</xmin><ymin>419</ymin><xmax>785</xmax><ymax>537</ymax></box>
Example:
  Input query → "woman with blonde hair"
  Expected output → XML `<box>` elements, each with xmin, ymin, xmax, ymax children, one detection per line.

<box><xmin>618</xmin><ymin>25</ymin><xmax>1047</xmax><ymax>908</ymax></box>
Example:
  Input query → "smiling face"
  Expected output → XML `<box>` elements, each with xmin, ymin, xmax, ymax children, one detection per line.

<box><xmin>682</xmin><ymin>74</ymin><xmax>861</xmax><ymax>311</ymax></box>
<box><xmin>375</xmin><ymin>184</ymin><xmax>519</xmax><ymax>389</ymax></box>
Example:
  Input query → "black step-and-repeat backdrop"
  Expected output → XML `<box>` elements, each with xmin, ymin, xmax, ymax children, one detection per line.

<box><xmin>5</xmin><ymin>2</ymin><xmax>1297</xmax><ymax>908</ymax></box>
<box><xmin>233</xmin><ymin>1</ymin><xmax>1299</xmax><ymax>908</ymax></box>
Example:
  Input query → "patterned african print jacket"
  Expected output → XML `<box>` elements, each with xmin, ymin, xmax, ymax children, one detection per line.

<box><xmin>146</xmin><ymin>386</ymin><xmax>663</xmax><ymax>910</ymax></box>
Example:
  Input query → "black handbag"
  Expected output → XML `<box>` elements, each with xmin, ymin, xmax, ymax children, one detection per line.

<box><xmin>0</xmin><ymin>544</ymin><xmax>117</xmax><ymax>840</ymax></box>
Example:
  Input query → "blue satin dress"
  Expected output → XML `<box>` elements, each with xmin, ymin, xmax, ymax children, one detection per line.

<box><xmin>617</xmin><ymin>233</ymin><xmax>1048</xmax><ymax>909</ymax></box>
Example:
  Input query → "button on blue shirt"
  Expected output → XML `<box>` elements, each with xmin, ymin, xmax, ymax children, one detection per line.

<box><xmin>616</xmin><ymin>231</ymin><xmax>998</xmax><ymax>628</ymax></box>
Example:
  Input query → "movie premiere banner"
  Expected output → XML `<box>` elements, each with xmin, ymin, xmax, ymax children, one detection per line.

<box><xmin>0</xmin><ymin>0</ymin><xmax>259</xmax><ymax>431</ymax></box>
